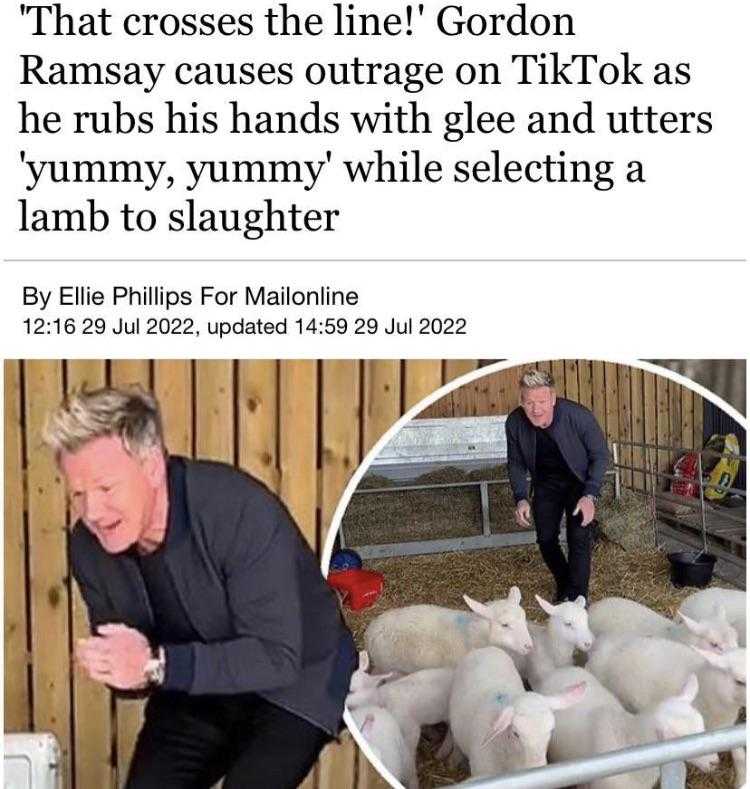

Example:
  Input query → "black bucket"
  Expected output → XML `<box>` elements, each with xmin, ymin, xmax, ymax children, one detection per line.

<box><xmin>668</xmin><ymin>551</ymin><xmax>717</xmax><ymax>588</ymax></box>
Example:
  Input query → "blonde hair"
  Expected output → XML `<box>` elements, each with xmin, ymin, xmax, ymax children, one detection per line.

<box><xmin>43</xmin><ymin>386</ymin><xmax>165</xmax><ymax>457</ymax></box>
<box><xmin>519</xmin><ymin>369</ymin><xmax>555</xmax><ymax>390</ymax></box>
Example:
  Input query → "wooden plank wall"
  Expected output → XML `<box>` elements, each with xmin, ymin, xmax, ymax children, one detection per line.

<box><xmin>419</xmin><ymin>360</ymin><xmax>706</xmax><ymax>492</ymax></box>
<box><xmin>4</xmin><ymin>359</ymin><xmax>480</xmax><ymax>789</ymax></box>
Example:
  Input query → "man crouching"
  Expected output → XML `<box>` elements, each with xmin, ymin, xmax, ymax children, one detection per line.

<box><xmin>44</xmin><ymin>386</ymin><xmax>356</xmax><ymax>788</ymax></box>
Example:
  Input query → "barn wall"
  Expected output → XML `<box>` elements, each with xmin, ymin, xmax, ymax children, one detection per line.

<box><xmin>418</xmin><ymin>360</ymin><xmax>707</xmax><ymax>492</ymax></box>
<box><xmin>4</xmin><ymin>359</ymin><xmax>483</xmax><ymax>789</ymax></box>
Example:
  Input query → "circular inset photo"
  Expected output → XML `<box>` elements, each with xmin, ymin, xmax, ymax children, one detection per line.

<box><xmin>327</xmin><ymin>360</ymin><xmax>746</xmax><ymax>789</ymax></box>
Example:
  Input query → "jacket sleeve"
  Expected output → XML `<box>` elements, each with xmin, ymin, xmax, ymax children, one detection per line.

<box><xmin>506</xmin><ymin>415</ymin><xmax>530</xmax><ymax>503</ymax></box>
<box><xmin>70</xmin><ymin>530</ymin><xmax>114</xmax><ymax>633</ymax></box>
<box><xmin>162</xmin><ymin>496</ymin><xmax>304</xmax><ymax>695</ymax></box>
<box><xmin>579</xmin><ymin>410</ymin><xmax>610</xmax><ymax>498</ymax></box>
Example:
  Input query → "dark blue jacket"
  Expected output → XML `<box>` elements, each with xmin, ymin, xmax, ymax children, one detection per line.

<box><xmin>506</xmin><ymin>398</ymin><xmax>609</xmax><ymax>503</ymax></box>
<box><xmin>70</xmin><ymin>458</ymin><xmax>356</xmax><ymax>736</ymax></box>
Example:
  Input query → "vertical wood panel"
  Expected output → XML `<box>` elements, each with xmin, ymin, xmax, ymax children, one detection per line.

<box><xmin>109</xmin><ymin>360</ymin><xmax>151</xmax><ymax>389</ymax></box>
<box><xmin>577</xmin><ymin>360</ymin><xmax>593</xmax><ymax>411</ymax></box>
<box><xmin>109</xmin><ymin>360</ymin><xmax>151</xmax><ymax>788</ymax></box>
<box><xmin>471</xmin><ymin>370</ymin><xmax>494</xmax><ymax>416</ymax></box>
<box><xmin>153</xmin><ymin>360</ymin><xmax>193</xmax><ymax>457</ymax></box>
<box><xmin>279</xmin><ymin>361</ymin><xmax>318</xmax><ymax>548</ymax></box>
<box><xmin>319</xmin><ymin>361</ymin><xmax>361</xmax><ymax>789</ymax></box>
<box><xmin>564</xmin><ymin>359</ymin><xmax>579</xmax><ymax>402</ymax></box>
<box><xmin>643</xmin><ymin>372</ymin><xmax>657</xmax><ymax>496</ymax></box>
<box><xmin>591</xmin><ymin>361</ymin><xmax>607</xmax><ymax>433</ymax></box>
<box><xmin>656</xmin><ymin>374</ymin><xmax>671</xmax><ymax>489</ymax></box>
<box><xmin>237</xmin><ymin>361</ymin><xmax>279</xmax><ymax>491</ymax></box>
<box><xmin>25</xmin><ymin>361</ymin><xmax>71</xmax><ymax>786</ymax></box>
<box><xmin>403</xmin><ymin>360</ymin><xmax>442</xmax><ymax>412</ymax></box>
<box><xmin>551</xmin><ymin>360</ymin><xmax>566</xmax><ymax>393</ymax></box>
<box><xmin>4</xmin><ymin>360</ymin><xmax>29</xmax><ymax>731</ymax></box>
<box><xmin>195</xmin><ymin>361</ymin><xmax>234</xmax><ymax>463</ymax></box>
<box><xmin>630</xmin><ymin>368</ymin><xmax>645</xmax><ymax>490</ymax></box>
<box><xmin>496</xmin><ymin>367</ymin><xmax>518</xmax><ymax>415</ymax></box>
<box><xmin>693</xmin><ymin>392</ymin><xmax>704</xmax><ymax>450</ymax></box>
<box><xmin>443</xmin><ymin>360</ymin><xmax>478</xmax><ymax>385</ymax></box>
<box><xmin>617</xmin><ymin>365</ymin><xmax>632</xmax><ymax>487</ymax></box>
<box><xmin>357</xmin><ymin>757</ymin><xmax>391</xmax><ymax>789</ymax></box>
<box><xmin>681</xmin><ymin>386</ymin><xmax>694</xmax><ymax>450</ymax></box>
<box><xmin>603</xmin><ymin>363</ymin><xmax>620</xmax><ymax>445</ymax></box>
<box><xmin>66</xmin><ymin>361</ymin><xmax>113</xmax><ymax>789</ymax></box>
<box><xmin>321</xmin><ymin>361</ymin><xmax>360</xmax><ymax>537</ymax></box>
<box><xmin>279</xmin><ymin>360</ymin><xmax>319</xmax><ymax>789</ymax></box>
<box><xmin>669</xmin><ymin>380</ymin><xmax>683</xmax><ymax>462</ymax></box>
<box><xmin>363</xmin><ymin>361</ymin><xmax>400</xmax><ymax>452</ymax></box>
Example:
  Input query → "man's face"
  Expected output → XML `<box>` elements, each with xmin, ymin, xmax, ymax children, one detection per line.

<box><xmin>61</xmin><ymin>436</ymin><xmax>161</xmax><ymax>553</ymax></box>
<box><xmin>520</xmin><ymin>386</ymin><xmax>556</xmax><ymax>428</ymax></box>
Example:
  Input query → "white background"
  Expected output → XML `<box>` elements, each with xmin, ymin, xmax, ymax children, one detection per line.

<box><xmin>1</xmin><ymin>0</ymin><xmax>748</xmax><ymax>358</ymax></box>
<box><xmin>2</xmin><ymin>0</ymin><xmax>749</xmax><ymax>260</ymax></box>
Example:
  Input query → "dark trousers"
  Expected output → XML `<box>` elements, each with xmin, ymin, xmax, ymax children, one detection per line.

<box><xmin>126</xmin><ymin>691</ymin><xmax>332</xmax><ymax>789</ymax></box>
<box><xmin>532</xmin><ymin>480</ymin><xmax>592</xmax><ymax>601</ymax></box>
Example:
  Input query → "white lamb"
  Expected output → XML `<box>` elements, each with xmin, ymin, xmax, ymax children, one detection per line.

<box><xmin>449</xmin><ymin>646</ymin><xmax>585</xmax><ymax>778</ymax></box>
<box><xmin>678</xmin><ymin>587</ymin><xmax>746</xmax><ymax>647</ymax></box>
<box><xmin>587</xmin><ymin>635</ymin><xmax>746</xmax><ymax>787</ymax></box>
<box><xmin>349</xmin><ymin>650</ymin><xmax>395</xmax><ymax>694</ymax></box>
<box><xmin>346</xmin><ymin>658</ymin><xmax>454</xmax><ymax>752</ymax></box>
<box><xmin>538</xmin><ymin>667</ymin><xmax>718</xmax><ymax>789</ymax></box>
<box><xmin>588</xmin><ymin>596</ymin><xmax>738</xmax><ymax>653</ymax></box>
<box><xmin>510</xmin><ymin>595</ymin><xmax>594</xmax><ymax>689</ymax></box>
<box><xmin>350</xmin><ymin>705</ymin><xmax>419</xmax><ymax>789</ymax></box>
<box><xmin>364</xmin><ymin>587</ymin><xmax>533</xmax><ymax>674</ymax></box>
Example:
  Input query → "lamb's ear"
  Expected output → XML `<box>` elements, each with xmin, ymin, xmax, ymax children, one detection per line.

<box><xmin>360</xmin><ymin>712</ymin><xmax>376</xmax><ymax>736</ymax></box>
<box><xmin>535</xmin><ymin>594</ymin><xmax>557</xmax><ymax>617</ymax></box>
<box><xmin>464</xmin><ymin>594</ymin><xmax>494</xmax><ymax>621</ymax></box>
<box><xmin>677</xmin><ymin>611</ymin><xmax>703</xmax><ymax>635</ymax></box>
<box><xmin>715</xmin><ymin>604</ymin><xmax>728</xmax><ymax>622</ymax></box>
<box><xmin>358</xmin><ymin>651</ymin><xmax>370</xmax><ymax>671</ymax></box>
<box><xmin>573</xmin><ymin>595</ymin><xmax>587</xmax><ymax>609</ymax></box>
<box><xmin>690</xmin><ymin>645</ymin><xmax>729</xmax><ymax>669</ymax></box>
<box><xmin>507</xmin><ymin>586</ymin><xmax>522</xmax><ymax>604</ymax></box>
<box><xmin>676</xmin><ymin>673</ymin><xmax>699</xmax><ymax>703</ymax></box>
<box><xmin>545</xmin><ymin>681</ymin><xmax>587</xmax><ymax>711</ymax></box>
<box><xmin>373</xmin><ymin>672</ymin><xmax>395</xmax><ymax>687</ymax></box>
<box><xmin>480</xmin><ymin>706</ymin><xmax>514</xmax><ymax>748</ymax></box>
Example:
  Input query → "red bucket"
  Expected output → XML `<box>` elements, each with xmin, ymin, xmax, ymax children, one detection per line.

<box><xmin>327</xmin><ymin>569</ymin><xmax>384</xmax><ymax>611</ymax></box>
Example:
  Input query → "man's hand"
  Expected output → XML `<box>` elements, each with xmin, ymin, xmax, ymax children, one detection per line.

<box><xmin>76</xmin><ymin>623</ymin><xmax>152</xmax><ymax>690</ymax></box>
<box><xmin>514</xmin><ymin>499</ymin><xmax>532</xmax><ymax>528</ymax></box>
<box><xmin>573</xmin><ymin>496</ymin><xmax>596</xmax><ymax>527</ymax></box>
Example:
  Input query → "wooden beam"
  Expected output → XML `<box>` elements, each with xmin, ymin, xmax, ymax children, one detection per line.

<box><xmin>25</xmin><ymin>361</ymin><xmax>71</xmax><ymax>786</ymax></box>
<box><xmin>4</xmin><ymin>360</ymin><xmax>29</xmax><ymax>731</ymax></box>
<box><xmin>66</xmin><ymin>361</ymin><xmax>113</xmax><ymax>789</ymax></box>
<box><xmin>237</xmin><ymin>361</ymin><xmax>279</xmax><ymax>491</ymax></box>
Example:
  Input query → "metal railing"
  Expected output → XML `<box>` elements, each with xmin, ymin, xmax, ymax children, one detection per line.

<box><xmin>448</xmin><ymin>724</ymin><xmax>746</xmax><ymax>789</ymax></box>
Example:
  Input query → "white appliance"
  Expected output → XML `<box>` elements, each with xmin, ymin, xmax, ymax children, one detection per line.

<box><xmin>4</xmin><ymin>733</ymin><xmax>62</xmax><ymax>789</ymax></box>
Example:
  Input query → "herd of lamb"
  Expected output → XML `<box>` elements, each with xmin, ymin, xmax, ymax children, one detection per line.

<box><xmin>347</xmin><ymin>586</ymin><xmax>746</xmax><ymax>789</ymax></box>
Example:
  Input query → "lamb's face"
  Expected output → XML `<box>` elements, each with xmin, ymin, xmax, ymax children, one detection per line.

<box><xmin>680</xmin><ymin>611</ymin><xmax>739</xmax><ymax>653</ymax></box>
<box><xmin>654</xmin><ymin>697</ymin><xmax>718</xmax><ymax>772</ymax></box>
<box><xmin>695</xmin><ymin>646</ymin><xmax>747</xmax><ymax>705</ymax></box>
<box><xmin>549</xmin><ymin>599</ymin><xmax>594</xmax><ymax>651</ymax></box>
<box><xmin>510</xmin><ymin>694</ymin><xmax>556</xmax><ymax>768</ymax></box>
<box><xmin>486</xmin><ymin>599</ymin><xmax>533</xmax><ymax>655</ymax></box>
<box><xmin>726</xmin><ymin>649</ymin><xmax>747</xmax><ymax>704</ymax></box>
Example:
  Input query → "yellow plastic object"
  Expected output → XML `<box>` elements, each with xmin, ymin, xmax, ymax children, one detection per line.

<box><xmin>703</xmin><ymin>433</ymin><xmax>740</xmax><ymax>501</ymax></box>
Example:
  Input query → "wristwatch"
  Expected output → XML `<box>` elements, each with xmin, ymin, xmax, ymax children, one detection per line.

<box><xmin>143</xmin><ymin>646</ymin><xmax>166</xmax><ymax>687</ymax></box>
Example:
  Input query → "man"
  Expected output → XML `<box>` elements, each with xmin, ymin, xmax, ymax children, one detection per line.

<box><xmin>44</xmin><ymin>387</ymin><xmax>356</xmax><ymax>789</ymax></box>
<box><xmin>505</xmin><ymin>370</ymin><xmax>609</xmax><ymax>603</ymax></box>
